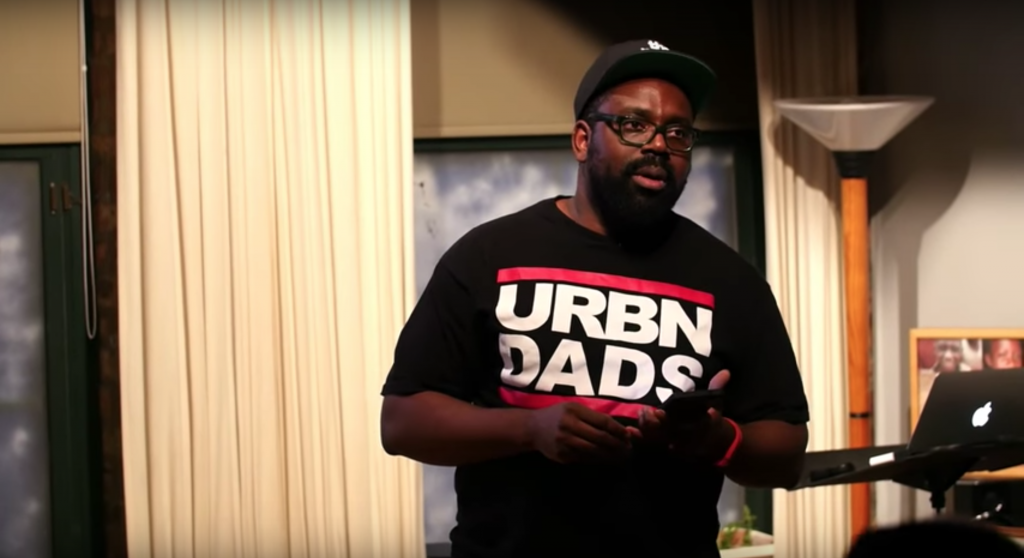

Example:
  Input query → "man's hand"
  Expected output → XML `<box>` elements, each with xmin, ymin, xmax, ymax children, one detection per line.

<box><xmin>527</xmin><ymin>402</ymin><xmax>635</xmax><ymax>464</ymax></box>
<box><xmin>637</xmin><ymin>369</ymin><xmax>736</xmax><ymax>463</ymax></box>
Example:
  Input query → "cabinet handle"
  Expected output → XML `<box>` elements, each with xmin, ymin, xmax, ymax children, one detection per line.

<box><xmin>49</xmin><ymin>183</ymin><xmax>59</xmax><ymax>214</ymax></box>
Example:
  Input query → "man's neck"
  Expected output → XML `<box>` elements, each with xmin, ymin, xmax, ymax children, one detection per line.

<box><xmin>556</xmin><ymin>191</ymin><xmax>675</xmax><ymax>253</ymax></box>
<box><xmin>557</xmin><ymin>192</ymin><xmax>606</xmax><ymax>236</ymax></box>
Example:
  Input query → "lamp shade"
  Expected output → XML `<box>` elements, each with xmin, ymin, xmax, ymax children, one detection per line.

<box><xmin>774</xmin><ymin>95</ymin><xmax>934</xmax><ymax>152</ymax></box>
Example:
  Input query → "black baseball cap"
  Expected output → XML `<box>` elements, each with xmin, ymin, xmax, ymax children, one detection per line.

<box><xmin>573</xmin><ymin>39</ymin><xmax>717</xmax><ymax>120</ymax></box>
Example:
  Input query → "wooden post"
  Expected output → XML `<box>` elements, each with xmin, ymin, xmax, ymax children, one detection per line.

<box><xmin>840</xmin><ymin>175</ymin><xmax>873</xmax><ymax>541</ymax></box>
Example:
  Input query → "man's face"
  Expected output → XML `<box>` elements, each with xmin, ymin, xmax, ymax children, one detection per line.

<box><xmin>985</xmin><ymin>339</ymin><xmax>1023</xmax><ymax>370</ymax></box>
<box><xmin>578</xmin><ymin>78</ymin><xmax>694</xmax><ymax>237</ymax></box>
<box><xmin>933</xmin><ymin>339</ymin><xmax>963</xmax><ymax>373</ymax></box>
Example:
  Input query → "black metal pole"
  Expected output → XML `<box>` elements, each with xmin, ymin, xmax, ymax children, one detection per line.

<box><xmin>833</xmin><ymin>151</ymin><xmax>875</xmax><ymax>180</ymax></box>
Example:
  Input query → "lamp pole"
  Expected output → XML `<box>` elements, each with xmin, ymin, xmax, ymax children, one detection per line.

<box><xmin>774</xmin><ymin>95</ymin><xmax>934</xmax><ymax>541</ymax></box>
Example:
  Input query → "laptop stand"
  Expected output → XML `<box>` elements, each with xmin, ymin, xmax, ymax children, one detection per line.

<box><xmin>792</xmin><ymin>441</ymin><xmax>1024</xmax><ymax>514</ymax></box>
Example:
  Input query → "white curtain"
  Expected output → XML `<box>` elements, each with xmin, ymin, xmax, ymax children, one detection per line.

<box><xmin>116</xmin><ymin>1</ymin><xmax>423</xmax><ymax>557</ymax></box>
<box><xmin>753</xmin><ymin>0</ymin><xmax>858</xmax><ymax>556</ymax></box>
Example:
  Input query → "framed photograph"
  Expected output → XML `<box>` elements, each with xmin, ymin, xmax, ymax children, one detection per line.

<box><xmin>909</xmin><ymin>328</ymin><xmax>1024</xmax><ymax>480</ymax></box>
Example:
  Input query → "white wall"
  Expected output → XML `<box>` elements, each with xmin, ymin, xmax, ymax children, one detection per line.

<box><xmin>860</xmin><ymin>0</ymin><xmax>1024</xmax><ymax>525</ymax></box>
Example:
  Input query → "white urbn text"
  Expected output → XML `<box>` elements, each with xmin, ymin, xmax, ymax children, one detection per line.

<box><xmin>495</xmin><ymin>282</ymin><xmax>713</xmax><ymax>403</ymax></box>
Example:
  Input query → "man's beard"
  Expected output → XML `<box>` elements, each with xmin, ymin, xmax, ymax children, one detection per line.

<box><xmin>585</xmin><ymin>153</ymin><xmax>687</xmax><ymax>246</ymax></box>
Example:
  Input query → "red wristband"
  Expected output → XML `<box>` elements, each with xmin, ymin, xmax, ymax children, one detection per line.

<box><xmin>715</xmin><ymin>418</ymin><xmax>742</xmax><ymax>468</ymax></box>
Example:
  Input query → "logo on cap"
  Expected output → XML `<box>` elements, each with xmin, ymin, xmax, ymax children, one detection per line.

<box><xmin>641</xmin><ymin>40</ymin><xmax>669</xmax><ymax>51</ymax></box>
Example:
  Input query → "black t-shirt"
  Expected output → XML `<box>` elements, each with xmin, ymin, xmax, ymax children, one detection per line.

<box><xmin>383</xmin><ymin>197</ymin><xmax>809</xmax><ymax>558</ymax></box>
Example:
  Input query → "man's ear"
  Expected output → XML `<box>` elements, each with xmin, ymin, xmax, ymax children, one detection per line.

<box><xmin>571</xmin><ymin>120</ymin><xmax>590</xmax><ymax>163</ymax></box>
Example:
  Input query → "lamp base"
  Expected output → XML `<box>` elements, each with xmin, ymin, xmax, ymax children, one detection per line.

<box><xmin>833</xmin><ymin>151</ymin><xmax>874</xmax><ymax>179</ymax></box>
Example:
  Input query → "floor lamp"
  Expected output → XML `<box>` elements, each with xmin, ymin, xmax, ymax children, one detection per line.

<box><xmin>773</xmin><ymin>95</ymin><xmax>934</xmax><ymax>540</ymax></box>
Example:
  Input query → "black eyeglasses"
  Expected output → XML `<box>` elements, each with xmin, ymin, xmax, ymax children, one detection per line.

<box><xmin>588</xmin><ymin>112</ymin><xmax>700</xmax><ymax>153</ymax></box>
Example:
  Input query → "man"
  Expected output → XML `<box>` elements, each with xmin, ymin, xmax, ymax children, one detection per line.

<box><xmin>846</xmin><ymin>520</ymin><xmax>1024</xmax><ymax>558</ymax></box>
<box><xmin>918</xmin><ymin>338</ymin><xmax>973</xmax><ymax>408</ymax></box>
<box><xmin>380</xmin><ymin>40</ymin><xmax>810</xmax><ymax>558</ymax></box>
<box><xmin>982</xmin><ymin>339</ymin><xmax>1023</xmax><ymax>370</ymax></box>
<box><xmin>931</xmin><ymin>339</ymin><xmax>970</xmax><ymax>373</ymax></box>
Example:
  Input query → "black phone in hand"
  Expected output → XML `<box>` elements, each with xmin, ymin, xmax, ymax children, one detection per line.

<box><xmin>660</xmin><ymin>389</ymin><xmax>725</xmax><ymax>422</ymax></box>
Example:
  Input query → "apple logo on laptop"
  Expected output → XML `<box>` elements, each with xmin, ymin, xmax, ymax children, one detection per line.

<box><xmin>972</xmin><ymin>402</ymin><xmax>993</xmax><ymax>428</ymax></box>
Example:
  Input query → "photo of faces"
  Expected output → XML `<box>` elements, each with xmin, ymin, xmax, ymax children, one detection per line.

<box><xmin>913</xmin><ymin>333</ymin><xmax>1024</xmax><ymax>416</ymax></box>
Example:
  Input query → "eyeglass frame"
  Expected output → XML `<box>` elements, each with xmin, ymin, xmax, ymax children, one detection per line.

<box><xmin>586</xmin><ymin>112</ymin><xmax>701</xmax><ymax>153</ymax></box>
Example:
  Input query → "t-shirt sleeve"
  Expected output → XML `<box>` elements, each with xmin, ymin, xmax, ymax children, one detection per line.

<box><xmin>720</xmin><ymin>278</ymin><xmax>810</xmax><ymax>426</ymax></box>
<box><xmin>380</xmin><ymin>240</ymin><xmax>480</xmax><ymax>401</ymax></box>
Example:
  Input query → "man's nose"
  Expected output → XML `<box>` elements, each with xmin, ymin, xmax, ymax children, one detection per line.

<box><xmin>642</xmin><ymin>131</ymin><xmax>670</xmax><ymax>154</ymax></box>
